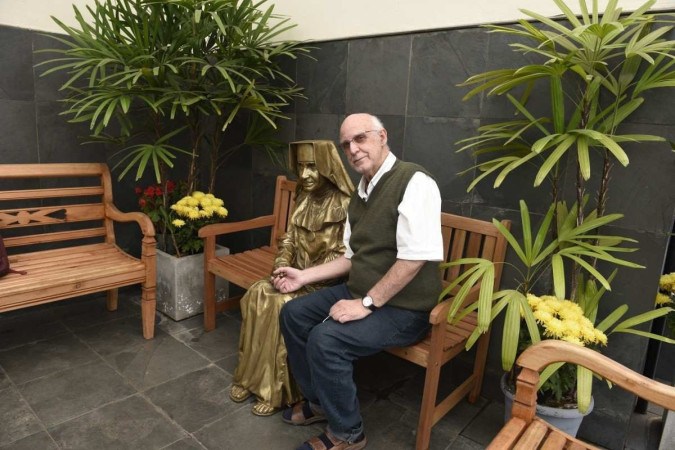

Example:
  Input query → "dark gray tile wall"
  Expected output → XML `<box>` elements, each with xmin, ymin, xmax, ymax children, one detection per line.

<box><xmin>273</xmin><ymin>28</ymin><xmax>675</xmax><ymax>450</ymax></box>
<box><xmin>1</xmin><ymin>20</ymin><xmax>673</xmax><ymax>449</ymax></box>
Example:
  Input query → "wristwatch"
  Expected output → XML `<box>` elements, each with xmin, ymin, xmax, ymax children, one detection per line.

<box><xmin>362</xmin><ymin>294</ymin><xmax>378</xmax><ymax>312</ymax></box>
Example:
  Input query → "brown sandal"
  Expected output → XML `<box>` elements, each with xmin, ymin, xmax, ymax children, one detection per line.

<box><xmin>282</xmin><ymin>401</ymin><xmax>327</xmax><ymax>426</ymax></box>
<box><xmin>296</xmin><ymin>431</ymin><xmax>367</xmax><ymax>450</ymax></box>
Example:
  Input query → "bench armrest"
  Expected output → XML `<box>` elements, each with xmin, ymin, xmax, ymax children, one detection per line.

<box><xmin>516</xmin><ymin>340</ymin><xmax>675</xmax><ymax>411</ymax></box>
<box><xmin>429</xmin><ymin>283</ymin><xmax>481</xmax><ymax>325</ymax></box>
<box><xmin>105</xmin><ymin>204</ymin><xmax>155</xmax><ymax>237</ymax></box>
<box><xmin>198</xmin><ymin>215</ymin><xmax>276</xmax><ymax>238</ymax></box>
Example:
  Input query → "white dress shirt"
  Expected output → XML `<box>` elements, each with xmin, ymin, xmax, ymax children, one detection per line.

<box><xmin>343</xmin><ymin>153</ymin><xmax>443</xmax><ymax>261</ymax></box>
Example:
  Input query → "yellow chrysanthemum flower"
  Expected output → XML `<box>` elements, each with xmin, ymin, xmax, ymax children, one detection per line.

<box><xmin>187</xmin><ymin>210</ymin><xmax>200</xmax><ymax>220</ymax></box>
<box><xmin>594</xmin><ymin>329</ymin><xmax>608</xmax><ymax>346</ymax></box>
<box><xmin>655</xmin><ymin>292</ymin><xmax>673</xmax><ymax>306</ymax></box>
<box><xmin>191</xmin><ymin>191</ymin><xmax>205</xmax><ymax>200</ymax></box>
<box><xmin>659</xmin><ymin>273</ymin><xmax>675</xmax><ymax>293</ymax></box>
<box><xmin>217</xmin><ymin>207</ymin><xmax>228</xmax><ymax>217</ymax></box>
<box><xmin>528</xmin><ymin>294</ymin><xmax>607</xmax><ymax>347</ymax></box>
<box><xmin>172</xmin><ymin>219</ymin><xmax>186</xmax><ymax>228</ymax></box>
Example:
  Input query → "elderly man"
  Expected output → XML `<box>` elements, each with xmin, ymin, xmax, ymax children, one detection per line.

<box><xmin>273</xmin><ymin>113</ymin><xmax>443</xmax><ymax>450</ymax></box>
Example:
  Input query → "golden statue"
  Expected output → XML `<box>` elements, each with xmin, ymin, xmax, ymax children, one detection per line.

<box><xmin>229</xmin><ymin>140</ymin><xmax>354</xmax><ymax>416</ymax></box>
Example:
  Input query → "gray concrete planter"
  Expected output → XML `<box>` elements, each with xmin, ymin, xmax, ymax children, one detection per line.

<box><xmin>156</xmin><ymin>246</ymin><xmax>229</xmax><ymax>320</ymax></box>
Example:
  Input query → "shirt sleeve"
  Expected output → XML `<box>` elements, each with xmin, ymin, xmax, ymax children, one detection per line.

<box><xmin>343</xmin><ymin>212</ymin><xmax>354</xmax><ymax>259</ymax></box>
<box><xmin>396</xmin><ymin>172</ymin><xmax>443</xmax><ymax>261</ymax></box>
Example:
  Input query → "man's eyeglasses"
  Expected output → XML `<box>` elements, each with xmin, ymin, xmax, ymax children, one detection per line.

<box><xmin>340</xmin><ymin>130</ymin><xmax>380</xmax><ymax>151</ymax></box>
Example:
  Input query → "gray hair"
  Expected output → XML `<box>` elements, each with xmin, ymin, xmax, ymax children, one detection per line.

<box><xmin>370</xmin><ymin>115</ymin><xmax>385</xmax><ymax>130</ymax></box>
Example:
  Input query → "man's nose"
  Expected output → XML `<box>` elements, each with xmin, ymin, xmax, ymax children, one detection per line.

<box><xmin>346</xmin><ymin>141</ymin><xmax>359</xmax><ymax>155</ymax></box>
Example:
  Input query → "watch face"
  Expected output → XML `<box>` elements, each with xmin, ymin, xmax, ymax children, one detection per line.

<box><xmin>362</xmin><ymin>296</ymin><xmax>373</xmax><ymax>307</ymax></box>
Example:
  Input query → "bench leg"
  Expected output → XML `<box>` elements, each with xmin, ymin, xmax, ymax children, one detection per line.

<box><xmin>204</xmin><ymin>270</ymin><xmax>216</xmax><ymax>332</ymax></box>
<box><xmin>469</xmin><ymin>330</ymin><xmax>491</xmax><ymax>403</ymax></box>
<box><xmin>141</xmin><ymin>284</ymin><xmax>156</xmax><ymax>339</ymax></box>
<box><xmin>106</xmin><ymin>289</ymin><xmax>118</xmax><ymax>311</ymax></box>
<box><xmin>416</xmin><ymin>360</ymin><xmax>442</xmax><ymax>450</ymax></box>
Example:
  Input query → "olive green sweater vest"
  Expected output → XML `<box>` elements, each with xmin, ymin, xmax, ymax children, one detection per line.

<box><xmin>346</xmin><ymin>160</ymin><xmax>441</xmax><ymax>311</ymax></box>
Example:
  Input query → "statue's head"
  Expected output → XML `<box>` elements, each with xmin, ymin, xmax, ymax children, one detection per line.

<box><xmin>289</xmin><ymin>140</ymin><xmax>354</xmax><ymax>197</ymax></box>
<box><xmin>295</xmin><ymin>143</ymin><xmax>325</xmax><ymax>193</ymax></box>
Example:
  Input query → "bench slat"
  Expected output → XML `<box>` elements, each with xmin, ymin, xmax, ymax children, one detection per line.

<box><xmin>1</xmin><ymin>252</ymin><xmax>143</xmax><ymax>293</ymax></box>
<box><xmin>3</xmin><ymin>227</ymin><xmax>107</xmax><ymax>248</ymax></box>
<box><xmin>0</xmin><ymin>186</ymin><xmax>104</xmax><ymax>201</ymax></box>
<box><xmin>0</xmin><ymin>203</ymin><xmax>105</xmax><ymax>229</ymax></box>
<box><xmin>5</xmin><ymin>246</ymin><xmax>134</xmax><ymax>276</ymax></box>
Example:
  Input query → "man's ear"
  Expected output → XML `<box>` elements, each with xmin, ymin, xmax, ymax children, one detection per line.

<box><xmin>379</xmin><ymin>128</ymin><xmax>388</xmax><ymax>147</ymax></box>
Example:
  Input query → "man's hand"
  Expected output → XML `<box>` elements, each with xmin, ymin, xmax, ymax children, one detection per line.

<box><xmin>328</xmin><ymin>299</ymin><xmax>371</xmax><ymax>323</ymax></box>
<box><xmin>271</xmin><ymin>267</ymin><xmax>305</xmax><ymax>293</ymax></box>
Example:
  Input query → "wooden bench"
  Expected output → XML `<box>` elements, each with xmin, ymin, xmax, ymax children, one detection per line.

<box><xmin>0</xmin><ymin>163</ymin><xmax>157</xmax><ymax>339</ymax></box>
<box><xmin>199</xmin><ymin>175</ymin><xmax>511</xmax><ymax>449</ymax></box>
<box><xmin>487</xmin><ymin>340</ymin><xmax>675</xmax><ymax>449</ymax></box>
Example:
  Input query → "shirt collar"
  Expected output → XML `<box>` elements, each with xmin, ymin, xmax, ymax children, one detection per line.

<box><xmin>357</xmin><ymin>152</ymin><xmax>396</xmax><ymax>201</ymax></box>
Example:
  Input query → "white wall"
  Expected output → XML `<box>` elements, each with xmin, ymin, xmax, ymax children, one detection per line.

<box><xmin>1</xmin><ymin>0</ymin><xmax>674</xmax><ymax>40</ymax></box>
<box><xmin>0</xmin><ymin>0</ymin><xmax>95</xmax><ymax>33</ymax></box>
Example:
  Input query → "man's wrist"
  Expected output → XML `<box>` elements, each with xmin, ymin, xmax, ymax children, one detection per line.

<box><xmin>361</xmin><ymin>294</ymin><xmax>379</xmax><ymax>312</ymax></box>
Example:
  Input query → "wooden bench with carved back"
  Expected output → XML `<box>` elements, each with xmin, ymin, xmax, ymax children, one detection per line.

<box><xmin>199</xmin><ymin>174</ymin><xmax>511</xmax><ymax>449</ymax></box>
<box><xmin>0</xmin><ymin>163</ymin><xmax>157</xmax><ymax>339</ymax></box>
<box><xmin>487</xmin><ymin>340</ymin><xmax>675</xmax><ymax>449</ymax></box>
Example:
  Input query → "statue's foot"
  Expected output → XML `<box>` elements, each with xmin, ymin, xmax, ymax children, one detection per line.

<box><xmin>229</xmin><ymin>384</ymin><xmax>252</xmax><ymax>403</ymax></box>
<box><xmin>252</xmin><ymin>400</ymin><xmax>278</xmax><ymax>416</ymax></box>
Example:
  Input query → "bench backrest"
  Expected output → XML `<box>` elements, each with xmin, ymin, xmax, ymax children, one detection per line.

<box><xmin>270</xmin><ymin>176</ymin><xmax>298</xmax><ymax>249</ymax></box>
<box><xmin>440</xmin><ymin>213</ymin><xmax>510</xmax><ymax>300</ymax></box>
<box><xmin>271</xmin><ymin>177</ymin><xmax>510</xmax><ymax>295</ymax></box>
<box><xmin>0</xmin><ymin>163</ymin><xmax>116</xmax><ymax>252</ymax></box>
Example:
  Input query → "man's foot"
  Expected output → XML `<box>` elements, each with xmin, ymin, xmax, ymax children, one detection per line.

<box><xmin>229</xmin><ymin>384</ymin><xmax>251</xmax><ymax>403</ymax></box>
<box><xmin>296</xmin><ymin>431</ymin><xmax>367</xmax><ymax>450</ymax></box>
<box><xmin>282</xmin><ymin>401</ymin><xmax>327</xmax><ymax>426</ymax></box>
<box><xmin>252</xmin><ymin>400</ymin><xmax>278</xmax><ymax>416</ymax></box>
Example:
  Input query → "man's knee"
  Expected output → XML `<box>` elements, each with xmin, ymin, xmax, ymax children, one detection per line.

<box><xmin>307</xmin><ymin>326</ymin><xmax>341</xmax><ymax>359</ymax></box>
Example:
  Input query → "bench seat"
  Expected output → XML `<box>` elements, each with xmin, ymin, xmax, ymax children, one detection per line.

<box><xmin>2</xmin><ymin>243</ymin><xmax>147</xmax><ymax>309</ymax></box>
<box><xmin>207</xmin><ymin>246</ymin><xmax>277</xmax><ymax>290</ymax></box>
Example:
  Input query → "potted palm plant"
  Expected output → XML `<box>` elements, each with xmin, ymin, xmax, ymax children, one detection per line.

<box><xmin>37</xmin><ymin>0</ymin><xmax>309</xmax><ymax>320</ymax></box>
<box><xmin>445</xmin><ymin>0</ymin><xmax>675</xmax><ymax>436</ymax></box>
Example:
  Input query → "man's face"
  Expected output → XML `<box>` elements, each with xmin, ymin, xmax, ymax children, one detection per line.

<box><xmin>296</xmin><ymin>144</ymin><xmax>324</xmax><ymax>192</ymax></box>
<box><xmin>339</xmin><ymin>114</ymin><xmax>388</xmax><ymax>181</ymax></box>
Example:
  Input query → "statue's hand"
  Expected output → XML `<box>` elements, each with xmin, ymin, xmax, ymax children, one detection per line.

<box><xmin>271</xmin><ymin>267</ymin><xmax>304</xmax><ymax>293</ymax></box>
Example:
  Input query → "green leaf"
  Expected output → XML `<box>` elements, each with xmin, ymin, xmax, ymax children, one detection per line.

<box><xmin>577</xmin><ymin>366</ymin><xmax>593</xmax><ymax>413</ymax></box>
<box><xmin>501</xmin><ymin>292</ymin><xmax>522</xmax><ymax>371</ymax></box>
<box><xmin>564</xmin><ymin>254</ymin><xmax>612</xmax><ymax>290</ymax></box>
<box><xmin>551</xmin><ymin>254</ymin><xmax>565</xmax><ymax>299</ymax></box>
<box><xmin>613</xmin><ymin>307</ymin><xmax>674</xmax><ymax>332</ymax></box>
<box><xmin>577</xmin><ymin>135</ymin><xmax>591</xmax><ymax>180</ymax></box>
<box><xmin>534</xmin><ymin>135</ymin><xmax>576</xmax><ymax>186</ymax></box>
<box><xmin>596</xmin><ymin>304</ymin><xmax>628</xmax><ymax>332</ymax></box>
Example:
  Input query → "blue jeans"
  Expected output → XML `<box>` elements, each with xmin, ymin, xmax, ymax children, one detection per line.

<box><xmin>279</xmin><ymin>283</ymin><xmax>430</xmax><ymax>442</ymax></box>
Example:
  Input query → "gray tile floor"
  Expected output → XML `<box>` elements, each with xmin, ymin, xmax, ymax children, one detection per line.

<box><xmin>0</xmin><ymin>291</ymin><xmax>664</xmax><ymax>449</ymax></box>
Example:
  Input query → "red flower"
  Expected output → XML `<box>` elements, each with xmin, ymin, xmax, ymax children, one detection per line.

<box><xmin>144</xmin><ymin>186</ymin><xmax>156</xmax><ymax>198</ymax></box>
<box><xmin>139</xmin><ymin>198</ymin><xmax>147</xmax><ymax>207</ymax></box>
<box><xmin>155</xmin><ymin>186</ymin><xmax>163</xmax><ymax>196</ymax></box>
<box><xmin>134</xmin><ymin>187</ymin><xmax>142</xmax><ymax>195</ymax></box>
<box><xmin>166</xmin><ymin>180</ymin><xmax>176</xmax><ymax>193</ymax></box>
